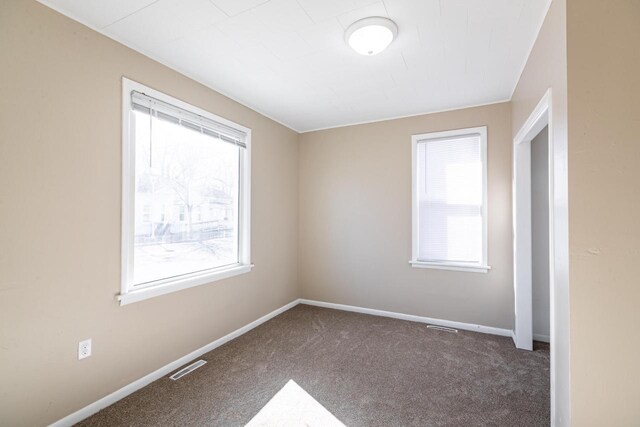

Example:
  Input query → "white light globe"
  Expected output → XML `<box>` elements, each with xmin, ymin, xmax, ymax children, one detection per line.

<box><xmin>346</xmin><ymin>17</ymin><xmax>398</xmax><ymax>56</ymax></box>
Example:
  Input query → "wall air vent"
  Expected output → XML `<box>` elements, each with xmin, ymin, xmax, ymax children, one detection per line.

<box><xmin>169</xmin><ymin>360</ymin><xmax>207</xmax><ymax>380</ymax></box>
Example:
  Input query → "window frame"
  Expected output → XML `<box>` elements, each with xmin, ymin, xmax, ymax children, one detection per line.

<box><xmin>119</xmin><ymin>78</ymin><xmax>252</xmax><ymax>305</ymax></box>
<box><xmin>410</xmin><ymin>126</ymin><xmax>490</xmax><ymax>273</ymax></box>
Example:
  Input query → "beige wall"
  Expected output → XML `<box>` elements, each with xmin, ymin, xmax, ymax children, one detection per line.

<box><xmin>567</xmin><ymin>0</ymin><xmax>640</xmax><ymax>424</ymax></box>
<box><xmin>0</xmin><ymin>1</ymin><xmax>299</xmax><ymax>426</ymax></box>
<box><xmin>511</xmin><ymin>0</ymin><xmax>570</xmax><ymax>424</ymax></box>
<box><xmin>513</xmin><ymin>0</ymin><xmax>640</xmax><ymax>424</ymax></box>
<box><xmin>299</xmin><ymin>103</ymin><xmax>513</xmax><ymax>329</ymax></box>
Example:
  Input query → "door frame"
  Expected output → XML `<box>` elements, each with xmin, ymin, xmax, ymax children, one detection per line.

<box><xmin>513</xmin><ymin>89</ymin><xmax>553</xmax><ymax>351</ymax></box>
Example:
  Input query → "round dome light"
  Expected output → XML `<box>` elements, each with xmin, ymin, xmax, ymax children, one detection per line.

<box><xmin>345</xmin><ymin>17</ymin><xmax>398</xmax><ymax>56</ymax></box>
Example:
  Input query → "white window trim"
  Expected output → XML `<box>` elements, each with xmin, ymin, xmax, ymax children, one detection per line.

<box><xmin>119</xmin><ymin>77</ymin><xmax>252</xmax><ymax>305</ymax></box>
<box><xmin>410</xmin><ymin>126</ymin><xmax>490</xmax><ymax>273</ymax></box>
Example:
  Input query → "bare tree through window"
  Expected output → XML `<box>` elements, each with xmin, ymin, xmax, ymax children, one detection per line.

<box><xmin>132</xmin><ymin>111</ymin><xmax>240</xmax><ymax>285</ymax></box>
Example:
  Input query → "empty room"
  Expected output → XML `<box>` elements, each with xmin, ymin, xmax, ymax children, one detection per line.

<box><xmin>1</xmin><ymin>0</ymin><xmax>638</xmax><ymax>426</ymax></box>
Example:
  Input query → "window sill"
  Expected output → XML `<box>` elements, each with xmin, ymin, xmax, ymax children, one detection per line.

<box><xmin>118</xmin><ymin>263</ymin><xmax>253</xmax><ymax>306</ymax></box>
<box><xmin>409</xmin><ymin>260</ymin><xmax>491</xmax><ymax>273</ymax></box>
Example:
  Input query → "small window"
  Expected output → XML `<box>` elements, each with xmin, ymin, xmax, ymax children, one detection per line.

<box><xmin>410</xmin><ymin>126</ymin><xmax>489</xmax><ymax>273</ymax></box>
<box><xmin>120</xmin><ymin>78</ymin><xmax>252</xmax><ymax>305</ymax></box>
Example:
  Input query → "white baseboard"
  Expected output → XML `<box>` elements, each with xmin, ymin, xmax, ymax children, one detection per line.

<box><xmin>299</xmin><ymin>299</ymin><xmax>512</xmax><ymax>337</ymax></box>
<box><xmin>50</xmin><ymin>297</ymin><xmax>514</xmax><ymax>426</ymax></box>
<box><xmin>49</xmin><ymin>299</ymin><xmax>300</xmax><ymax>427</ymax></box>
<box><xmin>533</xmin><ymin>333</ymin><xmax>550</xmax><ymax>343</ymax></box>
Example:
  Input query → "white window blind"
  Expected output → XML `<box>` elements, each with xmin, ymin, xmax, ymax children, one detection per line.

<box><xmin>131</xmin><ymin>91</ymin><xmax>247</xmax><ymax>148</ymax></box>
<box><xmin>413</xmin><ymin>127</ymin><xmax>488</xmax><ymax>270</ymax></box>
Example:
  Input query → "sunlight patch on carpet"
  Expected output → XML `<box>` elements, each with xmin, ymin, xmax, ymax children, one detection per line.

<box><xmin>246</xmin><ymin>380</ymin><xmax>345</xmax><ymax>427</ymax></box>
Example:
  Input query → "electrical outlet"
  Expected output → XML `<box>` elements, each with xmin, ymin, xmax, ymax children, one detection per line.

<box><xmin>78</xmin><ymin>339</ymin><xmax>92</xmax><ymax>360</ymax></box>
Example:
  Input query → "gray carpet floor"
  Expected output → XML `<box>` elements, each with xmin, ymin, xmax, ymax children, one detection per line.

<box><xmin>77</xmin><ymin>304</ymin><xmax>550</xmax><ymax>426</ymax></box>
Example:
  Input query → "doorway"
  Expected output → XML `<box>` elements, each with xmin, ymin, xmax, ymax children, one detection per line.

<box><xmin>512</xmin><ymin>89</ymin><xmax>555</xmax><ymax>420</ymax></box>
<box><xmin>513</xmin><ymin>87</ymin><xmax>573</xmax><ymax>425</ymax></box>
<box><xmin>512</xmin><ymin>89</ymin><xmax>553</xmax><ymax>352</ymax></box>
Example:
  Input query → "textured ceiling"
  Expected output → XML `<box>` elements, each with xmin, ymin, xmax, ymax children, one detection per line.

<box><xmin>38</xmin><ymin>0</ymin><xmax>551</xmax><ymax>132</ymax></box>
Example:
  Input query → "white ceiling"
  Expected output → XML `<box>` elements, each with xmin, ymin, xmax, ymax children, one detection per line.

<box><xmin>38</xmin><ymin>0</ymin><xmax>551</xmax><ymax>132</ymax></box>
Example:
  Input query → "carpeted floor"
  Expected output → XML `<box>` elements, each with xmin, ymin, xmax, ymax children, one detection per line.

<box><xmin>77</xmin><ymin>304</ymin><xmax>550</xmax><ymax>427</ymax></box>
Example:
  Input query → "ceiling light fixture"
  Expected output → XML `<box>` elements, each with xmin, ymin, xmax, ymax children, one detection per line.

<box><xmin>345</xmin><ymin>17</ymin><xmax>398</xmax><ymax>56</ymax></box>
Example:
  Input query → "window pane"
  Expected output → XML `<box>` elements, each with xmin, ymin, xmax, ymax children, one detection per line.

<box><xmin>417</xmin><ymin>135</ymin><xmax>483</xmax><ymax>263</ymax></box>
<box><xmin>132</xmin><ymin>110</ymin><xmax>240</xmax><ymax>285</ymax></box>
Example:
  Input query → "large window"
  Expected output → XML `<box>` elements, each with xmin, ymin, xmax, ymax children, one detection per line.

<box><xmin>120</xmin><ymin>78</ymin><xmax>251</xmax><ymax>304</ymax></box>
<box><xmin>411</xmin><ymin>127</ymin><xmax>489</xmax><ymax>272</ymax></box>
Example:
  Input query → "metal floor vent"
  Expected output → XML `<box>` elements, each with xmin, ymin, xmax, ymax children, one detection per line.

<box><xmin>427</xmin><ymin>325</ymin><xmax>459</xmax><ymax>333</ymax></box>
<box><xmin>169</xmin><ymin>360</ymin><xmax>207</xmax><ymax>380</ymax></box>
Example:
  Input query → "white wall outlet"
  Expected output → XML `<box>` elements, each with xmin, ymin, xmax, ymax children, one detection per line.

<box><xmin>78</xmin><ymin>339</ymin><xmax>92</xmax><ymax>360</ymax></box>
